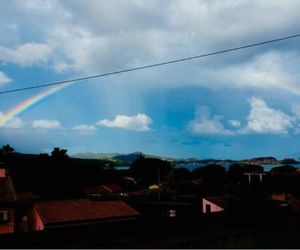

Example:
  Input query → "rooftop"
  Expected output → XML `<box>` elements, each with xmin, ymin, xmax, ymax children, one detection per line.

<box><xmin>35</xmin><ymin>199</ymin><xmax>140</xmax><ymax>225</ymax></box>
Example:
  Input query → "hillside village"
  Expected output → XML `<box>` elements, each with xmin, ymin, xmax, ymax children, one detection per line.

<box><xmin>2</xmin><ymin>145</ymin><xmax>300</xmax><ymax>247</ymax></box>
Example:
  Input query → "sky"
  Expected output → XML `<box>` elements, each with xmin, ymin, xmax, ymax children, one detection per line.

<box><xmin>1</xmin><ymin>0</ymin><xmax>300</xmax><ymax>160</ymax></box>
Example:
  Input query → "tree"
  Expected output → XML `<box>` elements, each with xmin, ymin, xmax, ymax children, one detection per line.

<box><xmin>167</xmin><ymin>167</ymin><xmax>198</xmax><ymax>194</ymax></box>
<box><xmin>1</xmin><ymin>144</ymin><xmax>15</xmax><ymax>155</ymax></box>
<box><xmin>192</xmin><ymin>164</ymin><xmax>225</xmax><ymax>181</ymax></box>
<box><xmin>51</xmin><ymin>147</ymin><xmax>69</xmax><ymax>160</ymax></box>
<box><xmin>130</xmin><ymin>156</ymin><xmax>172</xmax><ymax>186</ymax></box>
<box><xmin>270</xmin><ymin>165</ymin><xmax>297</xmax><ymax>175</ymax></box>
<box><xmin>228</xmin><ymin>163</ymin><xmax>263</xmax><ymax>174</ymax></box>
<box><xmin>192</xmin><ymin>164</ymin><xmax>226</xmax><ymax>195</ymax></box>
<box><xmin>228</xmin><ymin>163</ymin><xmax>263</xmax><ymax>182</ymax></box>
<box><xmin>269</xmin><ymin>165</ymin><xmax>298</xmax><ymax>195</ymax></box>
<box><xmin>173</xmin><ymin>167</ymin><xmax>191</xmax><ymax>180</ymax></box>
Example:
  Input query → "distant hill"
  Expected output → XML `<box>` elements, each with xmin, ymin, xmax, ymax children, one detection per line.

<box><xmin>71</xmin><ymin>152</ymin><xmax>120</xmax><ymax>160</ymax></box>
<box><xmin>72</xmin><ymin>152</ymin><xmax>177</xmax><ymax>165</ymax></box>
<box><xmin>280</xmin><ymin>158</ymin><xmax>300</xmax><ymax>164</ymax></box>
<box><xmin>241</xmin><ymin>156</ymin><xmax>278</xmax><ymax>164</ymax></box>
<box><xmin>71</xmin><ymin>152</ymin><xmax>142</xmax><ymax>164</ymax></box>
<box><xmin>113</xmin><ymin>152</ymin><xmax>143</xmax><ymax>164</ymax></box>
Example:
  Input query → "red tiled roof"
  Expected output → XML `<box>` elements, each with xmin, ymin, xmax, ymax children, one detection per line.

<box><xmin>35</xmin><ymin>199</ymin><xmax>139</xmax><ymax>225</ymax></box>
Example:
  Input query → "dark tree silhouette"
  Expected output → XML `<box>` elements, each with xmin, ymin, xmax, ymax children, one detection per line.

<box><xmin>168</xmin><ymin>167</ymin><xmax>200</xmax><ymax>194</ymax></box>
<box><xmin>227</xmin><ymin>163</ymin><xmax>264</xmax><ymax>187</ymax></box>
<box><xmin>192</xmin><ymin>164</ymin><xmax>225</xmax><ymax>181</ymax></box>
<box><xmin>268</xmin><ymin>165</ymin><xmax>298</xmax><ymax>196</ymax></box>
<box><xmin>1</xmin><ymin>144</ymin><xmax>15</xmax><ymax>155</ymax></box>
<box><xmin>173</xmin><ymin>167</ymin><xmax>191</xmax><ymax>180</ymax></box>
<box><xmin>228</xmin><ymin>163</ymin><xmax>263</xmax><ymax>174</ymax></box>
<box><xmin>270</xmin><ymin>165</ymin><xmax>297</xmax><ymax>175</ymax></box>
<box><xmin>51</xmin><ymin>147</ymin><xmax>69</xmax><ymax>160</ymax></box>
<box><xmin>130</xmin><ymin>156</ymin><xmax>172</xmax><ymax>186</ymax></box>
<box><xmin>192</xmin><ymin>164</ymin><xmax>226</xmax><ymax>195</ymax></box>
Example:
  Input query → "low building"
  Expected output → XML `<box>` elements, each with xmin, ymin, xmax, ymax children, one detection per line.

<box><xmin>271</xmin><ymin>192</ymin><xmax>287</xmax><ymax>202</ymax></box>
<box><xmin>202</xmin><ymin>196</ymin><xmax>226</xmax><ymax>214</ymax></box>
<box><xmin>136</xmin><ymin>200</ymin><xmax>200</xmax><ymax>220</ymax></box>
<box><xmin>21</xmin><ymin>199</ymin><xmax>140</xmax><ymax>231</ymax></box>
<box><xmin>270</xmin><ymin>192</ymin><xmax>290</xmax><ymax>211</ymax></box>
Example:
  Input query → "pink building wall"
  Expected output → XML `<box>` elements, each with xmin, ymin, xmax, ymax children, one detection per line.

<box><xmin>20</xmin><ymin>206</ymin><xmax>44</xmax><ymax>232</ymax></box>
<box><xmin>29</xmin><ymin>206</ymin><xmax>44</xmax><ymax>231</ymax></box>
<box><xmin>202</xmin><ymin>198</ymin><xmax>224</xmax><ymax>213</ymax></box>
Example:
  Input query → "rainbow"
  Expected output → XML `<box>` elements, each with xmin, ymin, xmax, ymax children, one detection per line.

<box><xmin>0</xmin><ymin>84</ymin><xmax>68</xmax><ymax>127</ymax></box>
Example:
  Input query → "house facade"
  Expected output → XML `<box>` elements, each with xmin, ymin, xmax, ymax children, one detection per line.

<box><xmin>202</xmin><ymin>196</ymin><xmax>225</xmax><ymax>214</ymax></box>
<box><xmin>0</xmin><ymin>166</ymin><xmax>17</xmax><ymax>234</ymax></box>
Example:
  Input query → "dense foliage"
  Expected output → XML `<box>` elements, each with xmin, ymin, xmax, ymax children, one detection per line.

<box><xmin>130</xmin><ymin>155</ymin><xmax>173</xmax><ymax>186</ymax></box>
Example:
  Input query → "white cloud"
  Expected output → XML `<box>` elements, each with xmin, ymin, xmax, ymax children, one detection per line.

<box><xmin>32</xmin><ymin>119</ymin><xmax>60</xmax><ymax>129</ymax></box>
<box><xmin>206</xmin><ymin>51</ymin><xmax>300</xmax><ymax>91</ymax></box>
<box><xmin>52</xmin><ymin>62</ymin><xmax>72</xmax><ymax>73</ymax></box>
<box><xmin>60</xmin><ymin>0</ymin><xmax>300</xmax><ymax>77</ymax></box>
<box><xmin>0</xmin><ymin>115</ymin><xmax>25</xmax><ymax>129</ymax></box>
<box><xmin>4</xmin><ymin>117</ymin><xmax>24</xmax><ymax>129</ymax></box>
<box><xmin>0</xmin><ymin>0</ymin><xmax>300</xmax><ymax>104</ymax></box>
<box><xmin>0</xmin><ymin>71</ymin><xmax>12</xmax><ymax>85</ymax></box>
<box><xmin>1</xmin><ymin>1</ymin><xmax>300</xmax><ymax>96</ymax></box>
<box><xmin>239</xmin><ymin>97</ymin><xmax>295</xmax><ymax>134</ymax></box>
<box><xmin>97</xmin><ymin>113</ymin><xmax>152</xmax><ymax>131</ymax></box>
<box><xmin>73</xmin><ymin>124</ymin><xmax>96</xmax><ymax>131</ymax></box>
<box><xmin>72</xmin><ymin>124</ymin><xmax>97</xmax><ymax>133</ymax></box>
<box><xmin>228</xmin><ymin>120</ymin><xmax>241</xmax><ymax>128</ymax></box>
<box><xmin>188</xmin><ymin>106</ymin><xmax>234</xmax><ymax>136</ymax></box>
<box><xmin>0</xmin><ymin>43</ymin><xmax>52</xmax><ymax>66</ymax></box>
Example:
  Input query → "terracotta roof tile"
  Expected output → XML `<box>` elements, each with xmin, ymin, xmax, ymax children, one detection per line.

<box><xmin>35</xmin><ymin>199</ymin><xmax>139</xmax><ymax>225</ymax></box>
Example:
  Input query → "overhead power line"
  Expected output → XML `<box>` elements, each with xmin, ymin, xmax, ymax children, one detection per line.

<box><xmin>1</xmin><ymin>33</ymin><xmax>300</xmax><ymax>95</ymax></box>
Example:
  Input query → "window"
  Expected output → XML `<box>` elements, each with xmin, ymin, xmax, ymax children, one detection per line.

<box><xmin>0</xmin><ymin>211</ymin><xmax>8</xmax><ymax>222</ymax></box>
<box><xmin>168</xmin><ymin>209</ymin><xmax>176</xmax><ymax>218</ymax></box>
